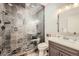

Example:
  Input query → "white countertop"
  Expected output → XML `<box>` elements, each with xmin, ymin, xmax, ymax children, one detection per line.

<box><xmin>49</xmin><ymin>37</ymin><xmax>79</xmax><ymax>51</ymax></box>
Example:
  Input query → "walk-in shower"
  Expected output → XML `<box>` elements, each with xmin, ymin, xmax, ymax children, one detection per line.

<box><xmin>0</xmin><ymin>3</ymin><xmax>45</xmax><ymax>56</ymax></box>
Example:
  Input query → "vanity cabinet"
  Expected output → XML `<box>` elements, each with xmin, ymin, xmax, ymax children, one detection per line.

<box><xmin>49</xmin><ymin>46</ymin><xmax>60</xmax><ymax>56</ymax></box>
<box><xmin>49</xmin><ymin>41</ymin><xmax>79</xmax><ymax>56</ymax></box>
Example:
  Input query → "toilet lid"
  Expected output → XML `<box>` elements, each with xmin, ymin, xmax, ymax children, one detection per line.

<box><xmin>38</xmin><ymin>43</ymin><xmax>48</xmax><ymax>48</ymax></box>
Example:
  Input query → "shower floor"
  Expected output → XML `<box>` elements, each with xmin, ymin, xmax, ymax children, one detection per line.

<box><xmin>14</xmin><ymin>46</ymin><xmax>37</xmax><ymax>56</ymax></box>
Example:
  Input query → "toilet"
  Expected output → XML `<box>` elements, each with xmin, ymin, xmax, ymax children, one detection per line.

<box><xmin>38</xmin><ymin>43</ymin><xmax>48</xmax><ymax>56</ymax></box>
<box><xmin>31</xmin><ymin>37</ymin><xmax>48</xmax><ymax>56</ymax></box>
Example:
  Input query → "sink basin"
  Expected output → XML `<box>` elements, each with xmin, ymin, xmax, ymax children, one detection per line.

<box><xmin>49</xmin><ymin>36</ymin><xmax>79</xmax><ymax>44</ymax></box>
<box><xmin>62</xmin><ymin>37</ymin><xmax>79</xmax><ymax>45</ymax></box>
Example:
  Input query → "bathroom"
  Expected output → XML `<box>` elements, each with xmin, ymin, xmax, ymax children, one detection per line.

<box><xmin>0</xmin><ymin>3</ymin><xmax>79</xmax><ymax>56</ymax></box>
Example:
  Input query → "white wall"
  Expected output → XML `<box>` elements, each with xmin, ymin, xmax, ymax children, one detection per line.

<box><xmin>45</xmin><ymin>3</ymin><xmax>69</xmax><ymax>43</ymax></box>
<box><xmin>45</xmin><ymin>4</ymin><xmax>58</xmax><ymax>43</ymax></box>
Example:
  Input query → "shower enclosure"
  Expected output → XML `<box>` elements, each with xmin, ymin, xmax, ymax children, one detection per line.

<box><xmin>0</xmin><ymin>3</ymin><xmax>45</xmax><ymax>56</ymax></box>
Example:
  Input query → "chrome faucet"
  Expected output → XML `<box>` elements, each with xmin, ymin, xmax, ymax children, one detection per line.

<box><xmin>63</xmin><ymin>36</ymin><xmax>69</xmax><ymax>40</ymax></box>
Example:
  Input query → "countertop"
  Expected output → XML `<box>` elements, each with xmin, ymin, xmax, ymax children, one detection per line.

<box><xmin>49</xmin><ymin>37</ymin><xmax>79</xmax><ymax>51</ymax></box>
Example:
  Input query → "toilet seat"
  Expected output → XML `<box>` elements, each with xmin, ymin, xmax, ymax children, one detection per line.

<box><xmin>38</xmin><ymin>43</ymin><xmax>48</xmax><ymax>50</ymax></box>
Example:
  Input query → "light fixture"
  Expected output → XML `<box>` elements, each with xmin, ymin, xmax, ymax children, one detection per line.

<box><xmin>65</xmin><ymin>6</ymin><xmax>70</xmax><ymax>10</ymax></box>
<box><xmin>31</xmin><ymin>5</ymin><xmax>35</xmax><ymax>8</ymax></box>
<box><xmin>26</xmin><ymin>3</ymin><xmax>31</xmax><ymax>7</ymax></box>
<box><xmin>57</xmin><ymin>9</ymin><xmax>62</xmax><ymax>14</ymax></box>
<box><xmin>73</xmin><ymin>3</ymin><xmax>79</xmax><ymax>7</ymax></box>
<box><xmin>8</xmin><ymin>3</ymin><xmax>13</xmax><ymax>6</ymax></box>
<box><xmin>57</xmin><ymin>3</ymin><xmax>79</xmax><ymax>14</ymax></box>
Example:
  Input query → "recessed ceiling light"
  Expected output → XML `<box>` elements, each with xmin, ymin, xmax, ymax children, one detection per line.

<box><xmin>26</xmin><ymin>4</ymin><xmax>30</xmax><ymax>7</ymax></box>
<box><xmin>8</xmin><ymin>3</ymin><xmax>13</xmax><ymax>6</ymax></box>
<box><xmin>31</xmin><ymin>5</ymin><xmax>35</xmax><ymax>8</ymax></box>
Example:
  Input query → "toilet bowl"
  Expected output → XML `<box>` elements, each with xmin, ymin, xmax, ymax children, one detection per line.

<box><xmin>38</xmin><ymin>43</ymin><xmax>48</xmax><ymax>56</ymax></box>
<box><xmin>31</xmin><ymin>37</ymin><xmax>48</xmax><ymax>56</ymax></box>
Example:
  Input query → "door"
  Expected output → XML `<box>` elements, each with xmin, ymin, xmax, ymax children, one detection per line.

<box><xmin>49</xmin><ymin>46</ymin><xmax>60</xmax><ymax>56</ymax></box>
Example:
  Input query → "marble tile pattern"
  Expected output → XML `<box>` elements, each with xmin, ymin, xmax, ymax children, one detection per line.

<box><xmin>0</xmin><ymin>3</ymin><xmax>43</xmax><ymax>56</ymax></box>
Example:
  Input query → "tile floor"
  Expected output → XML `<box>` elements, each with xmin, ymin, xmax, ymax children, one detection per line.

<box><xmin>27</xmin><ymin>52</ymin><xmax>39</xmax><ymax>56</ymax></box>
<box><xmin>26</xmin><ymin>50</ymin><xmax>48</xmax><ymax>56</ymax></box>
<box><xmin>26</xmin><ymin>49</ymin><xmax>39</xmax><ymax>56</ymax></box>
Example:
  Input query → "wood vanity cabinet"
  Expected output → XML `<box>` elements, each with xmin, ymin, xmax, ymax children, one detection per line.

<box><xmin>49</xmin><ymin>41</ymin><xmax>79</xmax><ymax>56</ymax></box>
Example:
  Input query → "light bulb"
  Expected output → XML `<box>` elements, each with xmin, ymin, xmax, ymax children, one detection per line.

<box><xmin>57</xmin><ymin>9</ymin><xmax>62</xmax><ymax>14</ymax></box>
<box><xmin>65</xmin><ymin>6</ymin><xmax>70</xmax><ymax>10</ymax></box>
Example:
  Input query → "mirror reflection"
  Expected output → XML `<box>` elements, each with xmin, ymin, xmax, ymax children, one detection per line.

<box><xmin>58</xmin><ymin>3</ymin><xmax>79</xmax><ymax>34</ymax></box>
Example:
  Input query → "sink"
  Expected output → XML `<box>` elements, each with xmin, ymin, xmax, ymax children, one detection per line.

<box><xmin>62</xmin><ymin>37</ymin><xmax>79</xmax><ymax>44</ymax></box>
<box><xmin>49</xmin><ymin>36</ymin><xmax>79</xmax><ymax>44</ymax></box>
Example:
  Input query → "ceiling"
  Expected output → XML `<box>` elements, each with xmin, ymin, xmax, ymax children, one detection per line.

<box><xmin>4</xmin><ymin>3</ymin><xmax>44</xmax><ymax>15</ymax></box>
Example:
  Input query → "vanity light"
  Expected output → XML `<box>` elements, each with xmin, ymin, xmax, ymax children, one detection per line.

<box><xmin>57</xmin><ymin>4</ymin><xmax>79</xmax><ymax>14</ymax></box>
<box><xmin>73</xmin><ymin>3</ymin><xmax>79</xmax><ymax>7</ymax></box>
<box><xmin>57</xmin><ymin>9</ymin><xmax>62</xmax><ymax>14</ymax></box>
<box><xmin>65</xmin><ymin>6</ymin><xmax>70</xmax><ymax>10</ymax></box>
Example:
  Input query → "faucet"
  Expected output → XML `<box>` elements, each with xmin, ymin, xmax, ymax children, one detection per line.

<box><xmin>63</xmin><ymin>37</ymin><xmax>69</xmax><ymax>40</ymax></box>
<box><xmin>73</xmin><ymin>36</ymin><xmax>77</xmax><ymax>41</ymax></box>
<box><xmin>73</xmin><ymin>32</ymin><xmax>77</xmax><ymax>41</ymax></box>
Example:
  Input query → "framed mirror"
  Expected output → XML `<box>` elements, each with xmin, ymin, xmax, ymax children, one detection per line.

<box><xmin>58</xmin><ymin>6</ymin><xmax>79</xmax><ymax>35</ymax></box>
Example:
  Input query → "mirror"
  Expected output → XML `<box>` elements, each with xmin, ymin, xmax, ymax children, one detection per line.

<box><xmin>58</xmin><ymin>7</ymin><xmax>79</xmax><ymax>34</ymax></box>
